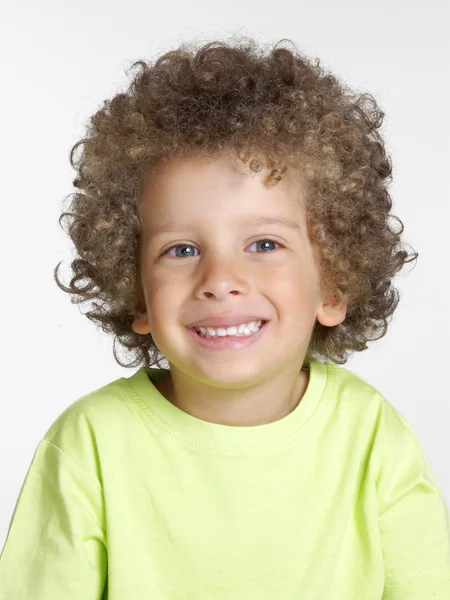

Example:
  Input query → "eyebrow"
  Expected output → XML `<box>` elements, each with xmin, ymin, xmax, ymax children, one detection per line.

<box><xmin>150</xmin><ymin>215</ymin><xmax>301</xmax><ymax>235</ymax></box>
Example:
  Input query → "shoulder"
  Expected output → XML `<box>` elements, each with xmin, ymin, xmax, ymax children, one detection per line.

<box><xmin>323</xmin><ymin>362</ymin><xmax>432</xmax><ymax>492</ymax></box>
<box><xmin>40</xmin><ymin>369</ymin><xmax>146</xmax><ymax>478</ymax></box>
<box><xmin>322</xmin><ymin>361</ymin><xmax>410</xmax><ymax>450</ymax></box>
<box><xmin>323</xmin><ymin>361</ymin><xmax>405</xmax><ymax>419</ymax></box>
<box><xmin>45</xmin><ymin>373</ymin><xmax>132</xmax><ymax>436</ymax></box>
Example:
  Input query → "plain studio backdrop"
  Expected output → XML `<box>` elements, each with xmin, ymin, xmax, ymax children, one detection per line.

<box><xmin>0</xmin><ymin>1</ymin><xmax>449</xmax><ymax>550</ymax></box>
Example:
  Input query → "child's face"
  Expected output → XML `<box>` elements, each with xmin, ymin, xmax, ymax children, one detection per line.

<box><xmin>133</xmin><ymin>151</ymin><xmax>345</xmax><ymax>391</ymax></box>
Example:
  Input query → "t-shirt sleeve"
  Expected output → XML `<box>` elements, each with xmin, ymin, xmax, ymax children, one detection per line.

<box><xmin>0</xmin><ymin>439</ymin><xmax>107</xmax><ymax>599</ymax></box>
<box><xmin>376</xmin><ymin>412</ymin><xmax>450</xmax><ymax>599</ymax></box>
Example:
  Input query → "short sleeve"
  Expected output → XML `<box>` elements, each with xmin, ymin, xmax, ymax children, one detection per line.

<box><xmin>0</xmin><ymin>439</ymin><xmax>107</xmax><ymax>599</ymax></box>
<box><xmin>377</xmin><ymin>418</ymin><xmax>450</xmax><ymax>599</ymax></box>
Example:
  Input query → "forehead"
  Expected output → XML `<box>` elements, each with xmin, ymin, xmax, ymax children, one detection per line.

<box><xmin>139</xmin><ymin>152</ymin><xmax>306</xmax><ymax>227</ymax></box>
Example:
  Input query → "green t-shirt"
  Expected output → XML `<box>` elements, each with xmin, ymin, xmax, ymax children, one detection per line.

<box><xmin>1</xmin><ymin>359</ymin><xmax>449</xmax><ymax>599</ymax></box>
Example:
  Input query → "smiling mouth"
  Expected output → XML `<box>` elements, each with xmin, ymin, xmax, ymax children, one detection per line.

<box><xmin>192</xmin><ymin>320</ymin><xmax>268</xmax><ymax>338</ymax></box>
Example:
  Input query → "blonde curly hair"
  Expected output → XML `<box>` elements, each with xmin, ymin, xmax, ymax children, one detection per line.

<box><xmin>54</xmin><ymin>36</ymin><xmax>418</xmax><ymax>370</ymax></box>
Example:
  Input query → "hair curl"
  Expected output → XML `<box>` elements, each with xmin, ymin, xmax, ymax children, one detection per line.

<box><xmin>54</xmin><ymin>35</ymin><xmax>418</xmax><ymax>370</ymax></box>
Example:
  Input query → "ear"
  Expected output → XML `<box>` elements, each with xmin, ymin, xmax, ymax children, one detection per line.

<box><xmin>316</xmin><ymin>296</ymin><xmax>348</xmax><ymax>328</ymax></box>
<box><xmin>131</xmin><ymin>297</ymin><xmax>151</xmax><ymax>335</ymax></box>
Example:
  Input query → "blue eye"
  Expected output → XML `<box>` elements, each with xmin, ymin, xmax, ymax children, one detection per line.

<box><xmin>163</xmin><ymin>238</ymin><xmax>282</xmax><ymax>258</ymax></box>
<box><xmin>166</xmin><ymin>245</ymin><xmax>198</xmax><ymax>258</ymax></box>
<box><xmin>251</xmin><ymin>239</ymin><xmax>280</xmax><ymax>253</ymax></box>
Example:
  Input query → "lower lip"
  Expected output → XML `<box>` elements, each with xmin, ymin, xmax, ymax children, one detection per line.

<box><xmin>187</xmin><ymin>321</ymin><xmax>269</xmax><ymax>350</ymax></box>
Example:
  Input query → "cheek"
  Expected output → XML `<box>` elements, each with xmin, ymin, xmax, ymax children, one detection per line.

<box><xmin>276</xmin><ymin>271</ymin><xmax>319</xmax><ymax>320</ymax></box>
<box><xmin>148</xmin><ymin>285</ymin><xmax>175</xmax><ymax>313</ymax></box>
<box><xmin>271</xmin><ymin>264</ymin><xmax>315</xmax><ymax>298</ymax></box>
<box><xmin>142</xmin><ymin>278</ymin><xmax>176</xmax><ymax>328</ymax></box>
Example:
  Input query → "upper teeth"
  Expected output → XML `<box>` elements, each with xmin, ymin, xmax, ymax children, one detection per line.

<box><xmin>195</xmin><ymin>320</ymin><xmax>263</xmax><ymax>337</ymax></box>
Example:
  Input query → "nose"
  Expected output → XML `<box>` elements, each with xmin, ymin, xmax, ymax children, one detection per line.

<box><xmin>194</xmin><ymin>255</ymin><xmax>251</xmax><ymax>300</ymax></box>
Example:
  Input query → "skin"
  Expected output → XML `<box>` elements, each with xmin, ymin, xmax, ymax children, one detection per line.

<box><xmin>132</xmin><ymin>151</ymin><xmax>347</xmax><ymax>426</ymax></box>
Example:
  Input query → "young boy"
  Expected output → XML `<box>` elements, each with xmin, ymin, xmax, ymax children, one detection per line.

<box><xmin>0</xmin><ymin>37</ymin><xmax>449</xmax><ymax>599</ymax></box>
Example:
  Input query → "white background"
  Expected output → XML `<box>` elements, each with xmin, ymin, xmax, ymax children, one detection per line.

<box><xmin>0</xmin><ymin>0</ymin><xmax>449</xmax><ymax>550</ymax></box>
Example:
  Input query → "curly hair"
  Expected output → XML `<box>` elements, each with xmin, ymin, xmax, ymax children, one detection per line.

<box><xmin>54</xmin><ymin>35</ymin><xmax>418</xmax><ymax>370</ymax></box>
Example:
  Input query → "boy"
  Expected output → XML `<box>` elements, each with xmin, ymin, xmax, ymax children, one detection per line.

<box><xmin>0</xmin><ymin>37</ymin><xmax>449</xmax><ymax>599</ymax></box>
